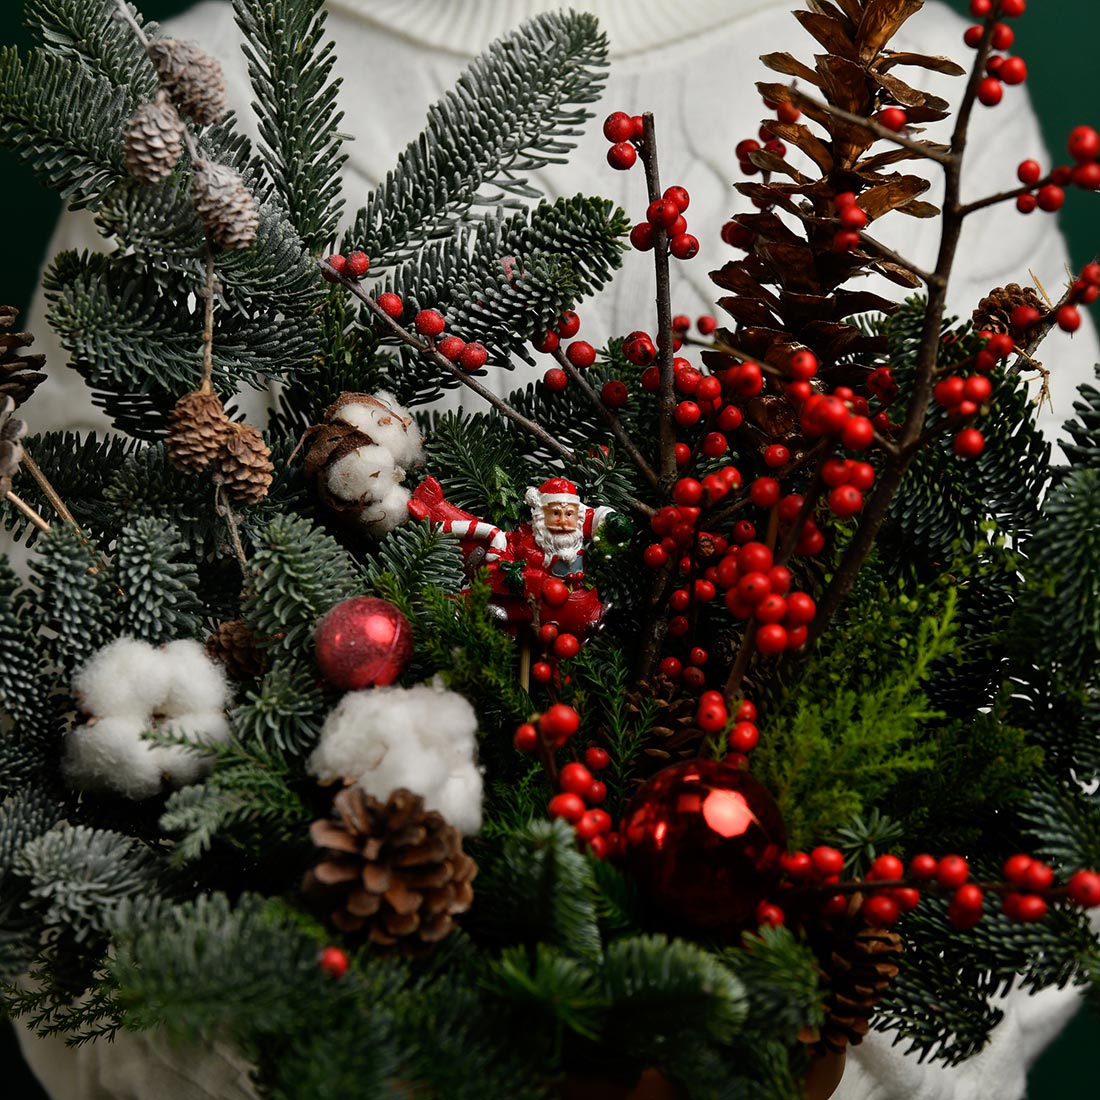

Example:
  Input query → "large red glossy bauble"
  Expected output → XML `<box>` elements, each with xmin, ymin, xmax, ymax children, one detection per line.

<box><xmin>314</xmin><ymin>597</ymin><xmax>413</xmax><ymax>690</ymax></box>
<box><xmin>622</xmin><ymin>760</ymin><xmax>786</xmax><ymax>933</ymax></box>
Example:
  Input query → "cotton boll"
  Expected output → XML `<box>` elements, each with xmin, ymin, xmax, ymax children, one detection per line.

<box><xmin>355</xmin><ymin>737</ymin><xmax>451</xmax><ymax>814</ymax></box>
<box><xmin>334</xmin><ymin>392</ymin><xmax>422</xmax><ymax>467</ymax></box>
<box><xmin>73</xmin><ymin>637</ymin><xmax>173</xmax><ymax>719</ymax></box>
<box><xmin>159</xmin><ymin>639</ymin><xmax>231</xmax><ymax>717</ymax></box>
<box><xmin>324</xmin><ymin>444</ymin><xmax>401</xmax><ymax>506</ymax></box>
<box><xmin>63</xmin><ymin>716</ymin><xmax>167</xmax><ymax>800</ymax></box>
<box><xmin>357</xmin><ymin>482</ymin><xmax>411</xmax><ymax>535</ymax></box>
<box><xmin>430</xmin><ymin>767</ymin><xmax>483</xmax><ymax>836</ymax></box>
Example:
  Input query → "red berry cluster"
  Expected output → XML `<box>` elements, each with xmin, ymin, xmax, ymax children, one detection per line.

<box><xmin>530</xmin><ymin>620</ymin><xmax>583</xmax><ymax>686</ymax></box>
<box><xmin>1014</xmin><ymin>122</ymin><xmax>1100</xmax><ymax>217</ymax></box>
<box><xmin>514</xmin><ymin>707</ymin><xmax>621</xmax><ymax>858</ymax></box>
<box><xmin>627</xmin><ymin>183</ymin><xmax>699</xmax><ymax>262</ymax></box>
<box><xmin>602</xmin><ymin>110</ymin><xmax>644</xmax><ymax>171</ymax></box>
<box><xmin>671</xmin><ymin>313</ymin><xmax>718</xmax><ymax>342</ymax></box>
<box><xmin>964</xmin><ymin>1</ymin><xmax>1028</xmax><ymax>108</ymax></box>
<box><xmin>322</xmin><ymin>250</ymin><xmax>370</xmax><ymax>282</ymax></box>
<box><xmin>832</xmin><ymin>191</ymin><xmax>868</xmax><ymax>253</ymax></box>
<box><xmin>535</xmin><ymin>310</ymin><xmax>613</xmax><ymax>395</ymax></box>
<box><xmin>405</xmin><ymin>306</ymin><xmax>488</xmax><ymax>372</ymax></box>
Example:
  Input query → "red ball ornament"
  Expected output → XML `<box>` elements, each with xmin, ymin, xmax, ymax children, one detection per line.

<box><xmin>622</xmin><ymin>760</ymin><xmax>786</xmax><ymax>933</ymax></box>
<box><xmin>314</xmin><ymin>597</ymin><xmax>413</xmax><ymax>690</ymax></box>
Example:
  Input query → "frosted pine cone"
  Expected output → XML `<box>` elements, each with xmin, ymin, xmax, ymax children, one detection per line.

<box><xmin>303</xmin><ymin>786</ymin><xmax>477</xmax><ymax>951</ymax></box>
<box><xmin>146</xmin><ymin>39</ymin><xmax>228</xmax><ymax>126</ymax></box>
<box><xmin>216</xmin><ymin>422</ymin><xmax>273</xmax><ymax>505</ymax></box>
<box><xmin>191</xmin><ymin>159</ymin><xmax>259</xmax><ymax>251</ymax></box>
<box><xmin>123</xmin><ymin>90</ymin><xmax>184</xmax><ymax>183</ymax></box>
<box><xmin>167</xmin><ymin>389</ymin><xmax>230</xmax><ymax>473</ymax></box>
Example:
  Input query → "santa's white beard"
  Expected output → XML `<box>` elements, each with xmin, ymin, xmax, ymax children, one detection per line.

<box><xmin>531</xmin><ymin>512</ymin><xmax>585</xmax><ymax>564</ymax></box>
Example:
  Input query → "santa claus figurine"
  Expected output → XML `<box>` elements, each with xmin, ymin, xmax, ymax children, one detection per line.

<box><xmin>408</xmin><ymin>475</ymin><xmax>616</xmax><ymax>639</ymax></box>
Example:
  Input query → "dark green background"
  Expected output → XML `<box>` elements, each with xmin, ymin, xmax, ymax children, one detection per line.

<box><xmin>1</xmin><ymin>1</ymin><xmax>1097</xmax><ymax>1096</ymax></box>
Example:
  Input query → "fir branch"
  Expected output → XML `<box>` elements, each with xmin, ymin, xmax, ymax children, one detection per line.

<box><xmin>363</xmin><ymin>521</ymin><xmax>468</xmax><ymax>607</ymax></box>
<box><xmin>348</xmin><ymin>12</ymin><xmax>609</xmax><ymax>269</ymax></box>
<box><xmin>232</xmin><ymin>0</ymin><xmax>346</xmax><ymax>251</ymax></box>
<box><xmin>1062</xmin><ymin>366</ymin><xmax>1100</xmax><ymax>469</ymax></box>
<box><xmin>232</xmin><ymin>664</ymin><xmax>327</xmax><ymax>758</ymax></box>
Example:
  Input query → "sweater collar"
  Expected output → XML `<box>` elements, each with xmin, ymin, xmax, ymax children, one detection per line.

<box><xmin>325</xmin><ymin>1</ymin><xmax>775</xmax><ymax>58</ymax></box>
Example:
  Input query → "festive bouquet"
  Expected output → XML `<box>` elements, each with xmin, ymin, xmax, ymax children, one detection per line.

<box><xmin>1</xmin><ymin>1</ymin><xmax>1098</xmax><ymax>1098</ymax></box>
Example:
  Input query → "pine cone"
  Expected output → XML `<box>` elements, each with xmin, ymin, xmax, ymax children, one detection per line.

<box><xmin>146</xmin><ymin>39</ymin><xmax>228</xmax><ymax>125</ymax></box>
<box><xmin>123</xmin><ymin>90</ymin><xmax>184</xmax><ymax>183</ymax></box>
<box><xmin>804</xmin><ymin>900</ymin><xmax>903</xmax><ymax>1056</ymax></box>
<box><xmin>0</xmin><ymin>306</ymin><xmax>46</xmax><ymax>408</ymax></box>
<box><xmin>166</xmin><ymin>388</ymin><xmax>230</xmax><ymax>473</ymax></box>
<box><xmin>303</xmin><ymin>787</ymin><xmax>477</xmax><ymax>951</ymax></box>
<box><xmin>0</xmin><ymin>394</ymin><xmax>28</xmax><ymax>491</ymax></box>
<box><xmin>205</xmin><ymin>619</ymin><xmax>266</xmax><ymax>681</ymax></box>
<box><xmin>216</xmin><ymin>422</ymin><xmax>274</xmax><ymax>505</ymax></box>
<box><xmin>191</xmin><ymin>159</ymin><xmax>259</xmax><ymax>251</ymax></box>
<box><xmin>972</xmin><ymin>283</ymin><xmax>1048</xmax><ymax>335</ymax></box>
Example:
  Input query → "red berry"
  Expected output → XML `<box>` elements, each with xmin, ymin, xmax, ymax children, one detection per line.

<box><xmin>990</xmin><ymin>22</ymin><xmax>1015</xmax><ymax>49</ymax></box>
<box><xmin>1057</xmin><ymin>305</ymin><xmax>1082</xmax><ymax>333</ymax></box>
<box><xmin>664</xmin><ymin>185</ymin><xmax>690</xmax><ymax>212</ymax></box>
<box><xmin>607</xmin><ymin>142</ymin><xmax>637</xmax><ymax>170</ymax></box>
<box><xmin>755</xmin><ymin>623</ymin><xmax>788</xmax><ymax>656</ymax></box>
<box><xmin>869</xmin><ymin>854</ymin><xmax>905</xmax><ymax>881</ymax></box>
<box><xmin>1017</xmin><ymin>159</ymin><xmax>1042</xmax><ymax>186</ymax></box>
<box><xmin>977</xmin><ymin>77</ymin><xmax>1003</xmax><ymax>107</ymax></box>
<box><xmin>963</xmin><ymin>375</ymin><xmax>993</xmax><ymax>403</ymax></box>
<box><xmin>603</xmin><ymin>111</ymin><xmax>634</xmax><ymax>142</ymax></box>
<box><xmin>643</xmin><ymin>543</ymin><xmax>669</xmax><ymax>569</ymax></box>
<box><xmin>783</xmin><ymin>591</ymin><xmax>816</xmax><ymax>628</ymax></box>
<box><xmin>629</xmin><ymin>222</ymin><xmax>655</xmax><ymax>251</ymax></box>
<box><xmin>555</xmin><ymin>310</ymin><xmax>581</xmax><ymax>338</ymax></box>
<box><xmin>811</xmin><ymin>846</ymin><xmax>845</xmax><ymax>877</ymax></box>
<box><xmin>828</xmin><ymin>485</ymin><xmax>863</xmax><ymax>518</ymax></box>
<box><xmin>909</xmin><ymin>853</ymin><xmax>937</xmax><ymax>879</ymax></box>
<box><xmin>969</xmin><ymin>0</ymin><xmax>992</xmax><ymax>14</ymax></box>
<box><xmin>560</xmin><ymin>761</ymin><xmax>594</xmax><ymax>795</ymax></box>
<box><xmin>344</xmin><ymin>250</ymin><xmax>370</xmax><ymax>278</ymax></box>
<box><xmin>681</xmin><ymin>664</ymin><xmax>705</xmax><ymax>689</ymax></box>
<box><xmin>647</xmin><ymin>198</ymin><xmax>680</xmax><ymax>228</ymax></box>
<box><xmin>437</xmin><ymin>335</ymin><xmax>466</xmax><ymax>362</ymax></box>
<box><xmin>756</xmin><ymin>902</ymin><xmax>785</xmax><ymax>927</ymax></box>
<box><xmin>1036</xmin><ymin>184</ymin><xmax>1065</xmax><ymax>212</ymax></box>
<box><xmin>674</xmin><ymin>400</ymin><xmax>701</xmax><ymax>426</ymax></box>
<box><xmin>750</xmin><ymin>476</ymin><xmax>781</xmax><ymax>509</ymax></box>
<box><xmin>540</xmin><ymin>703</ymin><xmax>580</xmax><ymax>741</ymax></box>
<box><xmin>702</xmin><ymin>432</ymin><xmax>728</xmax><ymax>458</ymax></box>
<box><xmin>1067</xmin><ymin>870</ymin><xmax>1100</xmax><ymax>907</ymax></box>
<box><xmin>376</xmin><ymin>291</ymin><xmax>403</xmax><ymax>318</ymax></box>
<box><xmin>997</xmin><ymin>0</ymin><xmax>1025</xmax><ymax>17</ymax></box>
<box><xmin>963</xmin><ymin>24</ymin><xmax>984</xmax><ymax>48</ymax></box>
<box><xmin>513</xmin><ymin>722</ymin><xmax>539</xmax><ymax>752</ymax></box>
<box><xmin>839</xmin><ymin>205</ymin><xmax>869</xmax><ymax>230</ymax></box>
<box><xmin>458</xmin><ymin>342</ymin><xmax>488</xmax><ymax>371</ymax></box>
<box><xmin>1011</xmin><ymin>304</ymin><xmax>1043</xmax><ymax>330</ymax></box>
<box><xmin>841</xmin><ymin>415</ymin><xmax>874</xmax><ymax>451</ymax></box>
<box><xmin>697</xmin><ymin>699</ymin><xmax>729</xmax><ymax>733</ymax></box>
<box><xmin>935</xmin><ymin>854</ymin><xmax>969</xmax><ymax>889</ymax></box>
<box><xmin>1016</xmin><ymin>193</ymin><xmax>1038</xmax><ymax>214</ymax></box>
<box><xmin>1003</xmin><ymin>853</ymin><xmax>1034</xmax><ymax>884</ymax></box>
<box><xmin>414</xmin><ymin>309</ymin><xmax>445</xmax><ymax>337</ymax></box>
<box><xmin>531</xmin><ymin>661</ymin><xmax>553</xmax><ymax>684</ymax></box>
<box><xmin>553</xmin><ymin>633</ymin><xmax>581</xmax><ymax>660</ymax></box>
<box><xmin>833</xmin><ymin>229</ymin><xmax>861</xmax><ymax>252</ymax></box>
<box><xmin>670</xmin><ymin>233</ymin><xmax>700</xmax><ymax>260</ymax></box>
<box><xmin>999</xmin><ymin>56</ymin><xmax>1027</xmax><ymax>85</ymax></box>
<box><xmin>721</xmin><ymin>221</ymin><xmax>756</xmax><ymax>249</ymax></box>
<box><xmin>548</xmin><ymin>792</ymin><xmax>586</xmax><ymax>822</ymax></box>
<box><xmin>776</xmin><ymin>101</ymin><xmax>801</xmax><ymax>124</ymax></box>
<box><xmin>729</xmin><ymin>721</ymin><xmax>759</xmax><ymax>753</ymax></box>
<box><xmin>1068</xmin><ymin>124</ymin><xmax>1100</xmax><ymax>164</ymax></box>
<box><xmin>543</xmin><ymin>367</ymin><xmax>568</xmax><ymax>391</ymax></box>
<box><xmin>565</xmin><ymin>340</ymin><xmax>597</xmax><ymax>369</ymax></box>
<box><xmin>319</xmin><ymin>946</ymin><xmax>349</xmax><ymax>977</ymax></box>
<box><xmin>585</xmin><ymin>783</ymin><xmax>608</xmax><ymax>808</ymax></box>
<box><xmin>954</xmin><ymin>883</ymin><xmax>985</xmax><ymax>914</ymax></box>
<box><xmin>953</xmin><ymin>427</ymin><xmax>985</xmax><ymax>458</ymax></box>
<box><xmin>697</xmin><ymin>315</ymin><xmax>717</xmax><ymax>335</ymax></box>
<box><xmin>767</xmin><ymin>565</ymin><xmax>791</xmax><ymax>595</ymax></box>
<box><xmin>622</xmin><ymin>333</ymin><xmax>657</xmax><ymax>365</ymax></box>
<box><xmin>934</xmin><ymin>377</ymin><xmax>966</xmax><ymax>407</ymax></box>
<box><xmin>659</xmin><ymin>656</ymin><xmax>682</xmax><ymax>680</ymax></box>
<box><xmin>1072</xmin><ymin>162</ymin><xmax>1100</xmax><ymax>190</ymax></box>
<box><xmin>539</xmin><ymin>623</ymin><xmax>559</xmax><ymax>644</ymax></box>
<box><xmin>878</xmin><ymin>107</ymin><xmax>907</xmax><ymax>132</ymax></box>
<box><xmin>322</xmin><ymin>253</ymin><xmax>346</xmax><ymax>282</ymax></box>
<box><xmin>1014</xmin><ymin>894</ymin><xmax>1048</xmax><ymax>922</ymax></box>
<box><xmin>631</xmin><ymin>115</ymin><xmax>645</xmax><ymax>139</ymax></box>
<box><xmin>585</xmin><ymin>746</ymin><xmax>611</xmax><ymax>772</ymax></box>
<box><xmin>1023</xmin><ymin>860</ymin><xmax>1054</xmax><ymax>892</ymax></box>
<box><xmin>862</xmin><ymin>894</ymin><xmax>900</xmax><ymax>927</ymax></box>
<box><xmin>753</xmin><ymin>593</ymin><xmax>787</xmax><ymax>625</ymax></box>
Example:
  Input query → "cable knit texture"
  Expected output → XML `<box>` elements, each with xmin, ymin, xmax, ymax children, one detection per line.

<box><xmin>16</xmin><ymin>2</ymin><xmax>1098</xmax><ymax>1098</ymax></box>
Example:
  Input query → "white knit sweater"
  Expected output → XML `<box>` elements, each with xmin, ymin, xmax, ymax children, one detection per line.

<box><xmin>17</xmin><ymin>2</ymin><xmax>1096</xmax><ymax>1098</ymax></box>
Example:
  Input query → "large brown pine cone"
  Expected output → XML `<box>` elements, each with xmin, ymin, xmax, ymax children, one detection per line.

<box><xmin>146</xmin><ymin>39</ymin><xmax>228</xmax><ymax>125</ymax></box>
<box><xmin>205</xmin><ymin>619</ymin><xmax>266</xmax><ymax>681</ymax></box>
<box><xmin>972</xmin><ymin>283</ymin><xmax>1048</xmax><ymax>335</ymax></box>
<box><xmin>123</xmin><ymin>89</ymin><xmax>184</xmax><ymax>183</ymax></box>
<box><xmin>0</xmin><ymin>306</ymin><xmax>46</xmax><ymax>408</ymax></box>
<box><xmin>303</xmin><ymin>786</ymin><xmax>477</xmax><ymax>951</ymax></box>
<box><xmin>216</xmin><ymin>422</ymin><xmax>273</xmax><ymax>505</ymax></box>
<box><xmin>191</xmin><ymin>159</ymin><xmax>259</xmax><ymax>251</ymax></box>
<box><xmin>166</xmin><ymin>389</ymin><xmax>230</xmax><ymax>473</ymax></box>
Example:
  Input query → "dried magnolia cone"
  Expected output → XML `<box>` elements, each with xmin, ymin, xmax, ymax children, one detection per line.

<box><xmin>300</xmin><ymin>391</ymin><xmax>422</xmax><ymax>535</ymax></box>
<box><xmin>304</xmin><ymin>786</ymin><xmax>477</xmax><ymax>951</ymax></box>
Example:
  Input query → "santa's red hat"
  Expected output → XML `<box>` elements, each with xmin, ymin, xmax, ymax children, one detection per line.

<box><xmin>531</xmin><ymin>477</ymin><xmax>580</xmax><ymax>505</ymax></box>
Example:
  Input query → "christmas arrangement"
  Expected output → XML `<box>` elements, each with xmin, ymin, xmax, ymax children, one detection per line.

<box><xmin>1</xmin><ymin>1</ymin><xmax>1099</xmax><ymax>1098</ymax></box>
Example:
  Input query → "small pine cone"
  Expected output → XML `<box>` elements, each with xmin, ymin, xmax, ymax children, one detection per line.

<box><xmin>972</xmin><ymin>283</ymin><xmax>1048</xmax><ymax>335</ymax></box>
<box><xmin>205</xmin><ymin>619</ymin><xmax>266</xmax><ymax>681</ymax></box>
<box><xmin>146</xmin><ymin>39</ymin><xmax>228</xmax><ymax>125</ymax></box>
<box><xmin>303</xmin><ymin>786</ymin><xmax>477</xmax><ymax>952</ymax></box>
<box><xmin>217</xmin><ymin>422</ymin><xmax>274</xmax><ymax>505</ymax></box>
<box><xmin>0</xmin><ymin>306</ymin><xmax>46</xmax><ymax>408</ymax></box>
<box><xmin>0</xmin><ymin>394</ymin><xmax>28</xmax><ymax>490</ymax></box>
<box><xmin>191</xmin><ymin>159</ymin><xmax>259</xmax><ymax>251</ymax></box>
<box><xmin>123</xmin><ymin>90</ymin><xmax>184</xmax><ymax>183</ymax></box>
<box><xmin>167</xmin><ymin>389</ymin><xmax>230</xmax><ymax>473</ymax></box>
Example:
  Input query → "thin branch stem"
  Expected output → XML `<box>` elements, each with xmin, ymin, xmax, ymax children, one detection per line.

<box><xmin>215</xmin><ymin>487</ymin><xmax>249</xmax><ymax>573</ymax></box>
<box><xmin>329</xmin><ymin>264</ymin><xmax>578</xmax><ymax>464</ymax></box>
<box><xmin>20</xmin><ymin>450</ymin><xmax>79</xmax><ymax>528</ymax></box>
<box><xmin>199</xmin><ymin>243</ymin><xmax>217</xmax><ymax>393</ymax></box>
<box><xmin>551</xmin><ymin>349</ymin><xmax>659</xmax><ymax>490</ymax></box>
<box><xmin>4</xmin><ymin>490</ymin><xmax>51</xmax><ymax>533</ymax></box>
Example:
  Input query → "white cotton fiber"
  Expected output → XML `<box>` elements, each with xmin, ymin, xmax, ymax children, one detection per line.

<box><xmin>63</xmin><ymin>716</ymin><xmax>168</xmax><ymax>800</ymax></box>
<box><xmin>324</xmin><ymin>444</ymin><xmax>401</xmax><ymax>505</ymax></box>
<box><xmin>73</xmin><ymin>637</ymin><xmax>173</xmax><ymax>719</ymax></box>
<box><xmin>357</xmin><ymin>482</ymin><xmax>412</xmax><ymax>535</ymax></box>
<box><xmin>160</xmin><ymin>639</ymin><xmax>231</xmax><ymax>716</ymax></box>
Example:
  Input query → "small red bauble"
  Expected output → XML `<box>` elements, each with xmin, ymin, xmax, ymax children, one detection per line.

<box><xmin>542</xmin><ymin>577</ymin><xmax>570</xmax><ymax>607</ymax></box>
<box><xmin>314</xmin><ymin>597</ymin><xmax>413</xmax><ymax>690</ymax></box>
<box><xmin>319</xmin><ymin>946</ymin><xmax>349</xmax><ymax>977</ymax></box>
<box><xmin>622</xmin><ymin>760</ymin><xmax>787</xmax><ymax>932</ymax></box>
<box><xmin>607</xmin><ymin>141</ymin><xmax>637</xmax><ymax>170</ymax></box>
<box><xmin>414</xmin><ymin>308</ymin><xmax>445</xmax><ymax>337</ymax></box>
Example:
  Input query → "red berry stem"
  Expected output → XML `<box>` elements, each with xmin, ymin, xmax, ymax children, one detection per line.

<box><xmin>550</xmin><ymin>346</ymin><xmax>660</xmax><ymax>489</ymax></box>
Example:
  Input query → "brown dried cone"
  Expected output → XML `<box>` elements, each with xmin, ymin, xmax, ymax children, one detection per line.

<box><xmin>191</xmin><ymin>159</ymin><xmax>259</xmax><ymax>251</ymax></box>
<box><xmin>303</xmin><ymin>786</ymin><xmax>477</xmax><ymax>951</ymax></box>
<box><xmin>146</xmin><ymin>38</ymin><xmax>228</xmax><ymax>125</ymax></box>
<box><xmin>216</xmin><ymin>422</ymin><xmax>274</xmax><ymax>505</ymax></box>
<box><xmin>167</xmin><ymin>388</ymin><xmax>230</xmax><ymax>473</ymax></box>
<box><xmin>0</xmin><ymin>394</ymin><xmax>28</xmax><ymax>492</ymax></box>
<box><xmin>0</xmin><ymin>306</ymin><xmax>46</xmax><ymax>407</ymax></box>
<box><xmin>802</xmin><ymin>896</ymin><xmax>903</xmax><ymax>1057</ymax></box>
<box><xmin>205</xmin><ymin>619</ymin><xmax>267</xmax><ymax>681</ymax></box>
<box><xmin>704</xmin><ymin>0</ymin><xmax>963</xmax><ymax>438</ymax></box>
<box><xmin>124</xmin><ymin>89</ymin><xmax>184</xmax><ymax>183</ymax></box>
<box><xmin>972</xmin><ymin>283</ymin><xmax>1049</xmax><ymax>336</ymax></box>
